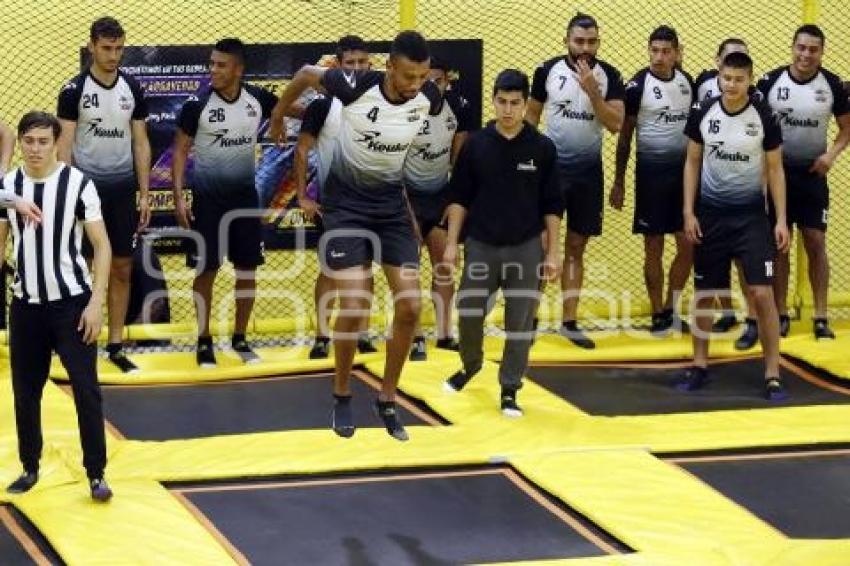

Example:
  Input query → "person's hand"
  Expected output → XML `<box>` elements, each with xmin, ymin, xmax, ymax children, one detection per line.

<box><xmin>173</xmin><ymin>192</ymin><xmax>193</xmax><ymax>229</ymax></box>
<box><xmin>809</xmin><ymin>153</ymin><xmax>834</xmax><ymax>177</ymax></box>
<box><xmin>78</xmin><ymin>299</ymin><xmax>103</xmax><ymax>344</ymax></box>
<box><xmin>542</xmin><ymin>251</ymin><xmax>561</xmax><ymax>282</ymax></box>
<box><xmin>13</xmin><ymin>198</ymin><xmax>41</xmax><ymax>226</ymax></box>
<box><xmin>576</xmin><ymin>59</ymin><xmax>600</xmax><ymax>96</ymax></box>
<box><xmin>137</xmin><ymin>193</ymin><xmax>151</xmax><ymax>231</ymax></box>
<box><xmin>775</xmin><ymin>221</ymin><xmax>790</xmax><ymax>253</ymax></box>
<box><xmin>298</xmin><ymin>196</ymin><xmax>321</xmax><ymax>223</ymax></box>
<box><xmin>269</xmin><ymin>117</ymin><xmax>287</xmax><ymax>147</ymax></box>
<box><xmin>684</xmin><ymin>212</ymin><xmax>702</xmax><ymax>244</ymax></box>
<box><xmin>609</xmin><ymin>181</ymin><xmax>625</xmax><ymax>210</ymax></box>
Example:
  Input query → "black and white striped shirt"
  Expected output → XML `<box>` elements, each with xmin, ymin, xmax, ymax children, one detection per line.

<box><xmin>0</xmin><ymin>164</ymin><xmax>102</xmax><ymax>303</ymax></box>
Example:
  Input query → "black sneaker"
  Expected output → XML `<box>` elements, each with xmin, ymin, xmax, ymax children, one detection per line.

<box><xmin>6</xmin><ymin>472</ymin><xmax>38</xmax><ymax>494</ymax></box>
<box><xmin>560</xmin><ymin>321</ymin><xmax>595</xmax><ymax>349</ymax></box>
<box><xmin>779</xmin><ymin>314</ymin><xmax>791</xmax><ymax>338</ymax></box>
<box><xmin>309</xmin><ymin>336</ymin><xmax>330</xmax><ymax>359</ymax></box>
<box><xmin>813</xmin><ymin>318</ymin><xmax>835</xmax><ymax>340</ymax></box>
<box><xmin>356</xmin><ymin>334</ymin><xmax>378</xmax><ymax>353</ymax></box>
<box><xmin>232</xmin><ymin>336</ymin><xmax>260</xmax><ymax>364</ymax></box>
<box><xmin>107</xmin><ymin>345</ymin><xmax>140</xmax><ymax>374</ymax></box>
<box><xmin>443</xmin><ymin>370</ymin><xmax>473</xmax><ymax>393</ymax></box>
<box><xmin>649</xmin><ymin>312</ymin><xmax>672</xmax><ymax>336</ymax></box>
<box><xmin>764</xmin><ymin>377</ymin><xmax>790</xmax><ymax>402</ymax></box>
<box><xmin>409</xmin><ymin>336</ymin><xmax>427</xmax><ymax>361</ymax></box>
<box><xmin>712</xmin><ymin>312</ymin><xmax>738</xmax><ymax>333</ymax></box>
<box><xmin>735</xmin><ymin>319</ymin><xmax>759</xmax><ymax>351</ymax></box>
<box><xmin>89</xmin><ymin>478</ymin><xmax>113</xmax><ymax>502</ymax></box>
<box><xmin>331</xmin><ymin>395</ymin><xmax>355</xmax><ymax>438</ymax></box>
<box><xmin>500</xmin><ymin>389</ymin><xmax>523</xmax><ymax>418</ymax></box>
<box><xmin>674</xmin><ymin>366</ymin><xmax>710</xmax><ymax>392</ymax></box>
<box><xmin>374</xmin><ymin>399</ymin><xmax>409</xmax><ymax>441</ymax></box>
<box><xmin>669</xmin><ymin>313</ymin><xmax>690</xmax><ymax>334</ymax></box>
<box><xmin>196</xmin><ymin>339</ymin><xmax>217</xmax><ymax>368</ymax></box>
<box><xmin>435</xmin><ymin>337</ymin><xmax>460</xmax><ymax>351</ymax></box>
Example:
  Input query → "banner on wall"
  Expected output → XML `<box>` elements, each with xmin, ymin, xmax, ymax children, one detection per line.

<box><xmin>82</xmin><ymin>40</ymin><xmax>483</xmax><ymax>251</ymax></box>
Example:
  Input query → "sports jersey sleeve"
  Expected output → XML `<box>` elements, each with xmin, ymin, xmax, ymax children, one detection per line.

<box><xmin>448</xmin><ymin>92</ymin><xmax>475</xmax><ymax>132</ymax></box>
<box><xmin>76</xmin><ymin>178</ymin><xmax>103</xmax><ymax>222</ymax></box>
<box><xmin>624</xmin><ymin>69</ymin><xmax>647</xmax><ymax>116</ymax></box>
<box><xmin>824</xmin><ymin>70</ymin><xmax>850</xmax><ymax>116</ymax></box>
<box><xmin>320</xmin><ymin>69</ymin><xmax>383</xmax><ymax>105</ymax></box>
<box><xmin>539</xmin><ymin>137</ymin><xmax>564</xmax><ymax>217</ymax></box>
<box><xmin>684</xmin><ymin>100</ymin><xmax>709</xmax><ymax>144</ymax></box>
<box><xmin>530</xmin><ymin>58</ymin><xmax>558</xmax><ymax>103</ymax></box>
<box><xmin>0</xmin><ymin>178</ymin><xmax>10</xmax><ymax>221</ymax></box>
<box><xmin>757</xmin><ymin>101</ymin><xmax>783</xmax><ymax>150</ymax></box>
<box><xmin>126</xmin><ymin>74</ymin><xmax>149</xmax><ymax>120</ymax></box>
<box><xmin>756</xmin><ymin>68</ymin><xmax>783</xmax><ymax>100</ymax></box>
<box><xmin>246</xmin><ymin>83</ymin><xmax>279</xmax><ymax>119</ymax></box>
<box><xmin>420</xmin><ymin>80</ymin><xmax>443</xmax><ymax>114</ymax></box>
<box><xmin>448</xmin><ymin>134</ymin><xmax>477</xmax><ymax>208</ymax></box>
<box><xmin>56</xmin><ymin>77</ymin><xmax>83</xmax><ymax>121</ymax></box>
<box><xmin>176</xmin><ymin>96</ymin><xmax>203</xmax><ymax>137</ymax></box>
<box><xmin>300</xmin><ymin>96</ymin><xmax>332</xmax><ymax>137</ymax></box>
<box><xmin>602</xmin><ymin>62</ymin><xmax>626</xmax><ymax>101</ymax></box>
<box><xmin>681</xmin><ymin>70</ymin><xmax>697</xmax><ymax>104</ymax></box>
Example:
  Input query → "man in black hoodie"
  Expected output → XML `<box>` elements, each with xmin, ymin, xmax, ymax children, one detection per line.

<box><xmin>442</xmin><ymin>69</ymin><xmax>563</xmax><ymax>416</ymax></box>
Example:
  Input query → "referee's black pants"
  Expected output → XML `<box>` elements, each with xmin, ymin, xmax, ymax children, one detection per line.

<box><xmin>10</xmin><ymin>293</ymin><xmax>107</xmax><ymax>479</ymax></box>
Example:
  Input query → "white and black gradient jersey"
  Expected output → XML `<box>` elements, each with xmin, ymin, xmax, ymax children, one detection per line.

<box><xmin>531</xmin><ymin>56</ymin><xmax>625</xmax><ymax>170</ymax></box>
<box><xmin>0</xmin><ymin>164</ymin><xmax>101</xmax><ymax>303</ymax></box>
<box><xmin>57</xmin><ymin>70</ymin><xmax>147</xmax><ymax>183</ymax></box>
<box><xmin>176</xmin><ymin>83</ymin><xmax>278</xmax><ymax>200</ymax></box>
<box><xmin>684</xmin><ymin>96</ymin><xmax>782</xmax><ymax>211</ymax></box>
<box><xmin>318</xmin><ymin>69</ymin><xmax>441</xmax><ymax>214</ymax></box>
<box><xmin>757</xmin><ymin>66</ymin><xmax>849</xmax><ymax>167</ymax></box>
<box><xmin>300</xmin><ymin>94</ymin><xmax>344</xmax><ymax>189</ymax></box>
<box><xmin>404</xmin><ymin>91</ymin><xmax>474</xmax><ymax>194</ymax></box>
<box><xmin>695</xmin><ymin>69</ymin><xmax>722</xmax><ymax>101</ymax></box>
<box><xmin>625</xmin><ymin>67</ymin><xmax>695</xmax><ymax>163</ymax></box>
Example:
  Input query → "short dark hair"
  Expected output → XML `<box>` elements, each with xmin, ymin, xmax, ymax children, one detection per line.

<box><xmin>214</xmin><ymin>38</ymin><xmax>246</xmax><ymax>64</ymax></box>
<box><xmin>336</xmin><ymin>35</ymin><xmax>367</xmax><ymax>61</ymax></box>
<box><xmin>567</xmin><ymin>12</ymin><xmax>598</xmax><ymax>35</ymax></box>
<box><xmin>649</xmin><ymin>25</ymin><xmax>678</xmax><ymax>48</ymax></box>
<box><xmin>429</xmin><ymin>57</ymin><xmax>450</xmax><ymax>74</ymax></box>
<box><xmin>90</xmin><ymin>16</ymin><xmax>124</xmax><ymax>43</ymax></box>
<box><xmin>793</xmin><ymin>24</ymin><xmax>825</xmax><ymax>46</ymax></box>
<box><xmin>493</xmin><ymin>69</ymin><xmax>529</xmax><ymax>100</ymax></box>
<box><xmin>717</xmin><ymin>37</ymin><xmax>747</xmax><ymax>57</ymax></box>
<box><xmin>721</xmin><ymin>51</ymin><xmax>753</xmax><ymax>72</ymax></box>
<box><xmin>390</xmin><ymin>30</ymin><xmax>429</xmax><ymax>63</ymax></box>
<box><xmin>17</xmin><ymin>111</ymin><xmax>61</xmax><ymax>140</ymax></box>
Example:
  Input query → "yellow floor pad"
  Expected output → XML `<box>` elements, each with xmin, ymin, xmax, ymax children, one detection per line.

<box><xmin>781</xmin><ymin>329</ymin><xmax>850</xmax><ymax>381</ymax></box>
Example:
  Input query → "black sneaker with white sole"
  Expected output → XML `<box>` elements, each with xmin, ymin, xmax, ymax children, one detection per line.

<box><xmin>232</xmin><ymin>335</ymin><xmax>260</xmax><ymax>364</ymax></box>
<box><xmin>6</xmin><ymin>472</ymin><xmax>38</xmax><ymax>494</ymax></box>
<box><xmin>435</xmin><ymin>337</ymin><xmax>460</xmax><ymax>351</ymax></box>
<box><xmin>560</xmin><ymin>321</ymin><xmax>595</xmax><ymax>349</ymax></box>
<box><xmin>735</xmin><ymin>319</ymin><xmax>759</xmax><ymax>351</ymax></box>
<box><xmin>500</xmin><ymin>389</ymin><xmax>523</xmax><ymax>418</ymax></box>
<box><xmin>106</xmin><ymin>344</ymin><xmax>140</xmax><ymax>374</ymax></box>
<box><xmin>374</xmin><ymin>399</ymin><xmax>409</xmax><ymax>441</ymax></box>
<box><xmin>90</xmin><ymin>478</ymin><xmax>113</xmax><ymax>502</ymax></box>
<box><xmin>409</xmin><ymin>336</ymin><xmax>427</xmax><ymax>361</ymax></box>
<box><xmin>196</xmin><ymin>338</ymin><xmax>217</xmax><ymax>368</ymax></box>
<box><xmin>779</xmin><ymin>314</ymin><xmax>791</xmax><ymax>338</ymax></box>
<box><xmin>309</xmin><ymin>336</ymin><xmax>330</xmax><ymax>359</ymax></box>
<box><xmin>712</xmin><ymin>312</ymin><xmax>738</xmax><ymax>333</ymax></box>
<box><xmin>331</xmin><ymin>395</ymin><xmax>355</xmax><ymax>438</ymax></box>
<box><xmin>813</xmin><ymin>318</ymin><xmax>835</xmax><ymax>340</ymax></box>
<box><xmin>443</xmin><ymin>370</ymin><xmax>473</xmax><ymax>393</ymax></box>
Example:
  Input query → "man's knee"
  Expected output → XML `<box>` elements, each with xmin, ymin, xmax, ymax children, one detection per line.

<box><xmin>110</xmin><ymin>258</ymin><xmax>132</xmax><ymax>283</ymax></box>
<box><xmin>394</xmin><ymin>294</ymin><xmax>421</xmax><ymax>325</ymax></box>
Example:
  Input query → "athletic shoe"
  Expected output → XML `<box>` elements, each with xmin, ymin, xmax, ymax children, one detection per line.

<box><xmin>409</xmin><ymin>336</ymin><xmax>427</xmax><ymax>361</ymax></box>
<box><xmin>500</xmin><ymin>389</ymin><xmax>523</xmax><ymax>418</ymax></box>
<box><xmin>232</xmin><ymin>338</ymin><xmax>261</xmax><ymax>364</ymax></box>
<box><xmin>813</xmin><ymin>318</ymin><xmax>835</xmax><ymax>340</ymax></box>
<box><xmin>560</xmin><ymin>321</ymin><xmax>595</xmax><ymax>349</ymax></box>
<box><xmin>764</xmin><ymin>377</ymin><xmax>790</xmax><ymax>401</ymax></box>
<box><xmin>735</xmin><ymin>319</ymin><xmax>759</xmax><ymax>351</ymax></box>
<box><xmin>779</xmin><ymin>314</ymin><xmax>791</xmax><ymax>338</ymax></box>
<box><xmin>669</xmin><ymin>314</ymin><xmax>690</xmax><ymax>334</ymax></box>
<box><xmin>443</xmin><ymin>370</ymin><xmax>473</xmax><ymax>393</ymax></box>
<box><xmin>674</xmin><ymin>366</ymin><xmax>710</xmax><ymax>392</ymax></box>
<box><xmin>309</xmin><ymin>336</ymin><xmax>330</xmax><ymax>359</ymax></box>
<box><xmin>89</xmin><ymin>478</ymin><xmax>113</xmax><ymax>502</ymax></box>
<box><xmin>196</xmin><ymin>339</ymin><xmax>217</xmax><ymax>368</ymax></box>
<box><xmin>356</xmin><ymin>334</ymin><xmax>378</xmax><ymax>354</ymax></box>
<box><xmin>374</xmin><ymin>399</ymin><xmax>409</xmax><ymax>441</ymax></box>
<box><xmin>435</xmin><ymin>337</ymin><xmax>460</xmax><ymax>351</ymax></box>
<box><xmin>6</xmin><ymin>472</ymin><xmax>38</xmax><ymax>494</ymax></box>
<box><xmin>107</xmin><ymin>347</ymin><xmax>140</xmax><ymax>375</ymax></box>
<box><xmin>649</xmin><ymin>312</ymin><xmax>672</xmax><ymax>336</ymax></box>
<box><xmin>331</xmin><ymin>395</ymin><xmax>355</xmax><ymax>438</ymax></box>
<box><xmin>712</xmin><ymin>312</ymin><xmax>738</xmax><ymax>333</ymax></box>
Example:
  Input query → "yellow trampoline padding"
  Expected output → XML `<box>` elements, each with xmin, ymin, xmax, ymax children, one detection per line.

<box><xmin>14</xmin><ymin>480</ymin><xmax>234</xmax><ymax>565</ymax></box>
<box><xmin>509</xmin><ymin>450</ymin><xmax>786</xmax><ymax>564</ymax></box>
<box><xmin>781</xmin><ymin>329</ymin><xmax>850</xmax><ymax>381</ymax></box>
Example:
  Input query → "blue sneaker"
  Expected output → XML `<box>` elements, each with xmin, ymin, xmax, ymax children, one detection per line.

<box><xmin>675</xmin><ymin>366</ymin><xmax>710</xmax><ymax>392</ymax></box>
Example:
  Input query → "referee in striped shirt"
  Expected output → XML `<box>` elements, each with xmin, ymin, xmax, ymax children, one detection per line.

<box><xmin>1</xmin><ymin>111</ymin><xmax>113</xmax><ymax>501</ymax></box>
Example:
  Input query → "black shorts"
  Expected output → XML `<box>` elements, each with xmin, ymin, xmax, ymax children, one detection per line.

<box><xmin>694</xmin><ymin>211</ymin><xmax>776</xmax><ymax>291</ymax></box>
<box><xmin>82</xmin><ymin>177</ymin><xmax>137</xmax><ymax>258</ymax></box>
<box><xmin>320</xmin><ymin>207</ymin><xmax>419</xmax><ymax>270</ymax></box>
<box><xmin>633</xmin><ymin>158</ymin><xmax>684</xmax><ymax>235</ymax></box>
<box><xmin>561</xmin><ymin>161</ymin><xmax>604</xmax><ymax>236</ymax></box>
<box><xmin>186</xmin><ymin>191</ymin><xmax>264</xmax><ymax>271</ymax></box>
<box><xmin>408</xmin><ymin>188</ymin><xmax>450</xmax><ymax>238</ymax></box>
<box><xmin>784</xmin><ymin>165</ymin><xmax>829</xmax><ymax>231</ymax></box>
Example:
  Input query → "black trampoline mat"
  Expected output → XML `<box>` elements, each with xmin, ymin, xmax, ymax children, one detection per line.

<box><xmin>526</xmin><ymin>358</ymin><xmax>850</xmax><ymax>416</ymax></box>
<box><xmin>0</xmin><ymin>505</ymin><xmax>62</xmax><ymax>565</ymax></box>
<box><xmin>173</xmin><ymin>468</ymin><xmax>625</xmax><ymax>565</ymax></box>
<box><xmin>93</xmin><ymin>371</ymin><xmax>438</xmax><ymax>441</ymax></box>
<box><xmin>671</xmin><ymin>449</ymin><xmax>850</xmax><ymax>538</ymax></box>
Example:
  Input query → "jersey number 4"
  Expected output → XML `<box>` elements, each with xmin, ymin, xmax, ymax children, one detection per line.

<box><xmin>208</xmin><ymin>108</ymin><xmax>226</xmax><ymax>122</ymax></box>
<box><xmin>82</xmin><ymin>93</ymin><xmax>100</xmax><ymax>109</ymax></box>
<box><xmin>366</xmin><ymin>107</ymin><xmax>379</xmax><ymax>123</ymax></box>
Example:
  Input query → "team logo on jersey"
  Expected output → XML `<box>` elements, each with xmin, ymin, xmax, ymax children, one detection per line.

<box><xmin>342</xmin><ymin>70</ymin><xmax>357</xmax><ymax>88</ymax></box>
<box><xmin>516</xmin><ymin>159</ymin><xmax>537</xmax><ymax>172</ymax></box>
<box><xmin>446</xmin><ymin>115</ymin><xmax>457</xmax><ymax>131</ymax></box>
<box><xmin>246</xmin><ymin>103</ymin><xmax>257</xmax><ymax>118</ymax></box>
<box><xmin>119</xmin><ymin>95</ymin><xmax>132</xmax><ymax>111</ymax></box>
<box><xmin>707</xmin><ymin>141</ymin><xmax>750</xmax><ymax>162</ymax></box>
<box><xmin>626</xmin><ymin>80</ymin><xmax>638</xmax><ymax>90</ymax></box>
<box><xmin>745</xmin><ymin>122</ymin><xmax>761</xmax><ymax>136</ymax></box>
<box><xmin>552</xmin><ymin>100</ymin><xmax>595</xmax><ymax>121</ymax></box>
<box><xmin>814</xmin><ymin>89</ymin><xmax>828</xmax><ymax>103</ymax></box>
<box><xmin>776</xmin><ymin>108</ymin><xmax>819</xmax><ymax>128</ymax></box>
<box><xmin>678</xmin><ymin>82</ymin><xmax>691</xmax><ymax>96</ymax></box>
<box><xmin>654</xmin><ymin>106</ymin><xmax>689</xmax><ymax>124</ymax></box>
<box><xmin>210</xmin><ymin>128</ymin><xmax>253</xmax><ymax>148</ymax></box>
<box><xmin>354</xmin><ymin>130</ymin><xmax>410</xmax><ymax>153</ymax></box>
<box><xmin>412</xmin><ymin>142</ymin><xmax>450</xmax><ymax>161</ymax></box>
<box><xmin>85</xmin><ymin>118</ymin><xmax>125</xmax><ymax>139</ymax></box>
<box><xmin>61</xmin><ymin>81</ymin><xmax>77</xmax><ymax>92</ymax></box>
